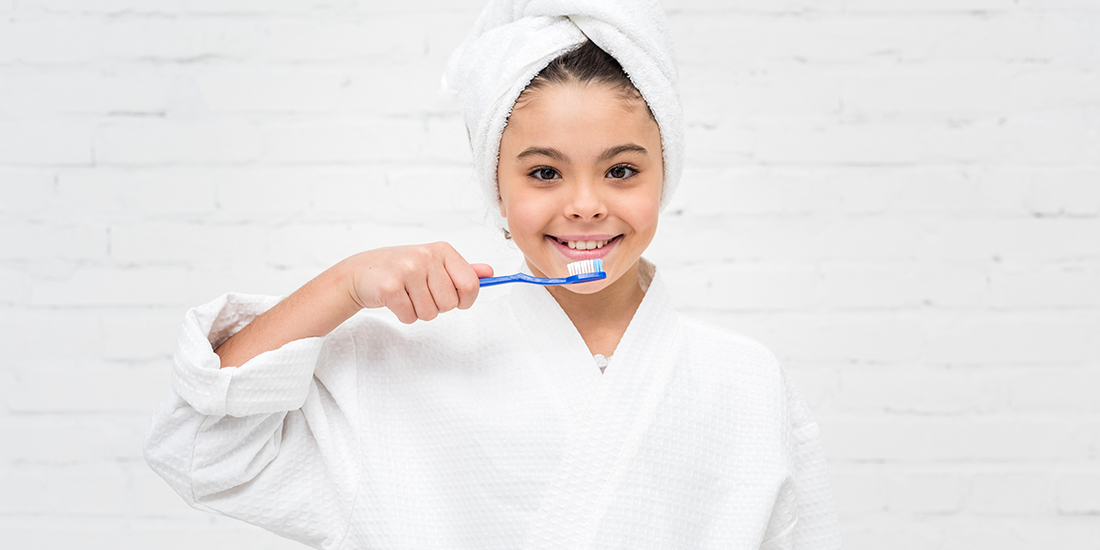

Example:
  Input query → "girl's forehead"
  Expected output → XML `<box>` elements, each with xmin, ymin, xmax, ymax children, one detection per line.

<box><xmin>514</xmin><ymin>82</ymin><xmax>650</xmax><ymax>118</ymax></box>
<box><xmin>502</xmin><ymin>83</ymin><xmax>660</xmax><ymax>154</ymax></box>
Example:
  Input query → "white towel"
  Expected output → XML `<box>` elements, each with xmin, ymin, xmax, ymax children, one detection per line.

<box><xmin>444</xmin><ymin>0</ymin><xmax>684</xmax><ymax>226</ymax></box>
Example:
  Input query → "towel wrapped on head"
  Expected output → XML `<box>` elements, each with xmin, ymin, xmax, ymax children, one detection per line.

<box><xmin>444</xmin><ymin>0</ymin><xmax>684</xmax><ymax>226</ymax></box>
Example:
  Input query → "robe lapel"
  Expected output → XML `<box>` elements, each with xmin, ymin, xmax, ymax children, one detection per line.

<box><xmin>508</xmin><ymin>282</ymin><xmax>604</xmax><ymax>429</ymax></box>
<box><xmin>520</xmin><ymin>266</ymin><xmax>683</xmax><ymax>549</ymax></box>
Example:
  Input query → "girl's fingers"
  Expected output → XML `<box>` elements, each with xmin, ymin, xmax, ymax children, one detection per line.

<box><xmin>384</xmin><ymin>289</ymin><xmax>418</xmax><ymax>325</ymax></box>
<box><xmin>357</xmin><ymin>243</ymin><xmax>485</xmax><ymax>322</ymax></box>
<box><xmin>427</xmin><ymin>262</ymin><xmax>461</xmax><ymax>314</ymax></box>
<box><xmin>448</xmin><ymin>257</ymin><xmax>484</xmax><ymax>310</ymax></box>
<box><xmin>406</xmin><ymin>277</ymin><xmax>440</xmax><ymax>322</ymax></box>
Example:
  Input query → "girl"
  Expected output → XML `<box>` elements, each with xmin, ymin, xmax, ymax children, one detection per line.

<box><xmin>145</xmin><ymin>1</ymin><xmax>841</xmax><ymax>549</ymax></box>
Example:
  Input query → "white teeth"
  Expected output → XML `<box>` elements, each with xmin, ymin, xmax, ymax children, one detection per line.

<box><xmin>565</xmin><ymin>239</ymin><xmax>610</xmax><ymax>250</ymax></box>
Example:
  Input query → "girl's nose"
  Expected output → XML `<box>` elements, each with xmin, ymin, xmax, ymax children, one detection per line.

<box><xmin>565</xmin><ymin>179</ymin><xmax>607</xmax><ymax>220</ymax></box>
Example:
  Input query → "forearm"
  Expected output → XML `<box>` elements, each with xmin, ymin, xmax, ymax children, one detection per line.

<box><xmin>215</xmin><ymin>261</ymin><xmax>360</xmax><ymax>369</ymax></box>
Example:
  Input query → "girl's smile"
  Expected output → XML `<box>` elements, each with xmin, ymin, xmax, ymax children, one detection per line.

<box><xmin>497</xmin><ymin>82</ymin><xmax>664</xmax><ymax>296</ymax></box>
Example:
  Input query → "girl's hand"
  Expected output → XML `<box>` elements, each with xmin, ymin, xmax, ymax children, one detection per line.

<box><xmin>215</xmin><ymin>242</ymin><xmax>491</xmax><ymax>368</ymax></box>
<box><xmin>342</xmin><ymin>242</ymin><xmax>494</xmax><ymax>324</ymax></box>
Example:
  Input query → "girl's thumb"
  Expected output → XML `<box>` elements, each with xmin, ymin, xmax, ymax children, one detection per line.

<box><xmin>471</xmin><ymin>263</ymin><xmax>494</xmax><ymax>279</ymax></box>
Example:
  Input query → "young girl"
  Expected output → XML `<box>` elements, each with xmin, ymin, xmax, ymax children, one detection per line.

<box><xmin>145</xmin><ymin>1</ymin><xmax>841</xmax><ymax>548</ymax></box>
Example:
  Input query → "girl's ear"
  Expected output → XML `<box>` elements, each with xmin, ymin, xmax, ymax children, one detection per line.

<box><xmin>498</xmin><ymin>195</ymin><xmax>507</xmax><ymax>218</ymax></box>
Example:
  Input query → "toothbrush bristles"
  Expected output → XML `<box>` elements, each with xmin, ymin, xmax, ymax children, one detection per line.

<box><xmin>567</xmin><ymin>259</ymin><xmax>603</xmax><ymax>276</ymax></box>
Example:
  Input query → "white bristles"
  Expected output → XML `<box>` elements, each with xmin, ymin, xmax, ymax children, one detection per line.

<box><xmin>567</xmin><ymin>259</ymin><xmax>603</xmax><ymax>276</ymax></box>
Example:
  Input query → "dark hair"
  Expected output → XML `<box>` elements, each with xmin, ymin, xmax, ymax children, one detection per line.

<box><xmin>516</xmin><ymin>40</ymin><xmax>647</xmax><ymax>107</ymax></box>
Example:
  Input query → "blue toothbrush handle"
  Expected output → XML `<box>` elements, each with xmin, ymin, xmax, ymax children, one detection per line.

<box><xmin>478</xmin><ymin>271</ymin><xmax>606</xmax><ymax>287</ymax></box>
<box><xmin>478</xmin><ymin>273</ymin><xmax>567</xmax><ymax>287</ymax></box>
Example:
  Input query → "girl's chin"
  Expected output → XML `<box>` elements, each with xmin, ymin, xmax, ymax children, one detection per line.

<box><xmin>557</xmin><ymin>277</ymin><xmax>611</xmax><ymax>295</ymax></box>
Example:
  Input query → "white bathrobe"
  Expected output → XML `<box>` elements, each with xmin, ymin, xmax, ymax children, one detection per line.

<box><xmin>144</xmin><ymin>263</ymin><xmax>841</xmax><ymax>549</ymax></box>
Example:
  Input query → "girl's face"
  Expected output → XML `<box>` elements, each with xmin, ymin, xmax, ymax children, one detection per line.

<box><xmin>497</xmin><ymin>82</ymin><xmax>663</xmax><ymax>295</ymax></box>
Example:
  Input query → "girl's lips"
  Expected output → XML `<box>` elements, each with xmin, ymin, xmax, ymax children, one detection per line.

<box><xmin>546</xmin><ymin>234</ymin><xmax>622</xmax><ymax>261</ymax></box>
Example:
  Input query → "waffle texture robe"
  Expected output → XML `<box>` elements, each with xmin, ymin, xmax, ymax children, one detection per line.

<box><xmin>144</xmin><ymin>263</ymin><xmax>841</xmax><ymax>549</ymax></box>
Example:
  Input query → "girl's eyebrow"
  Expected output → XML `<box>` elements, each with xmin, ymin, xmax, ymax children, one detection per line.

<box><xmin>599</xmin><ymin>144</ymin><xmax>648</xmax><ymax>161</ymax></box>
<box><xmin>516</xmin><ymin>144</ymin><xmax>648</xmax><ymax>162</ymax></box>
<box><xmin>516</xmin><ymin>147</ymin><xmax>567</xmax><ymax>161</ymax></box>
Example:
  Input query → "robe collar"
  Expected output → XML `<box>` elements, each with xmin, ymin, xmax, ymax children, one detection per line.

<box><xmin>506</xmin><ymin>259</ymin><xmax>684</xmax><ymax>548</ymax></box>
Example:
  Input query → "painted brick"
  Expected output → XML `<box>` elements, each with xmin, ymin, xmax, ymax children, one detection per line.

<box><xmin>387</xmin><ymin>168</ymin><xmax>483</xmax><ymax>213</ymax></box>
<box><xmin>253</xmin><ymin>17</ymin><xmax>428</xmax><ymax>63</ymax></box>
<box><xmin>813</xmin><ymin>263</ymin><xmax>989</xmax><ymax>309</ymax></box>
<box><xmin>0</xmin><ymin>121</ymin><xmax>93</xmax><ymax>165</ymax></box>
<box><xmin>940</xmin><ymin>518</ymin><xmax>1100</xmax><ymax>550</ymax></box>
<box><xmin>0</xmin><ymin>463</ymin><xmax>127</xmax><ymax>515</ymax></box>
<box><xmin>110</xmin><ymin>222</ymin><xmax>267</xmax><ymax>265</ymax></box>
<box><xmin>0</xmin><ymin>222</ymin><xmax>107</xmax><ymax>261</ymax></box>
<box><xmin>306</xmin><ymin>168</ymin><xmax>395</xmax><ymax>219</ymax></box>
<box><xmin>7</xmin><ymin>361</ymin><xmax>170</xmax><ymax>413</ymax></box>
<box><xmin>925</xmin><ymin>311</ymin><xmax>1100</xmax><ymax>365</ymax></box>
<box><xmin>267</xmin><ymin>221</ymin><xmax>451</xmax><ymax>268</ymax></box>
<box><xmin>0</xmin><ymin>311</ymin><xmax>102</xmax><ymax>361</ymax></box>
<box><xmin>195</xmin><ymin>70</ymin><xmax>344</xmax><ymax>114</ymax></box>
<box><xmin>0</xmin><ymin>267</ymin><xmax>28</xmax><ymax>305</ymax></box>
<box><xmin>0</xmin><ymin>169</ymin><xmax>55</xmax><ymax>215</ymax></box>
<box><xmin>178</xmin><ymin>0</ymin><xmax>349</xmax><ymax>15</ymax></box>
<box><xmin>0</xmin><ymin>414</ymin><xmax>149</xmax><ymax>463</ymax></box>
<box><xmin>0</xmin><ymin>19</ymin><xmax>252</xmax><ymax>64</ymax></box>
<box><xmin>969</xmin><ymin>473</ymin><xmax>1053</xmax><ymax>516</ymax></box>
<box><xmin>823</xmin><ymin>418</ymin><xmax>1089</xmax><ymax>462</ymax></box>
<box><xmin>1005</xmin><ymin>366</ymin><xmax>1100</xmax><ymax>413</ymax></box>
<box><xmin>662</xmin><ymin>263</ymin><xmax>818</xmax><ymax>310</ymax></box>
<box><xmin>751</xmin><ymin>115</ymin><xmax>1098</xmax><ymax>165</ymax></box>
<box><xmin>988</xmin><ymin>266</ymin><xmax>1100</xmax><ymax>308</ymax></box>
<box><xmin>100</xmin><ymin>312</ymin><xmax>187</xmax><ymax>361</ymax></box>
<box><xmin>1057</xmin><ymin>473</ymin><xmax>1100</xmax><ymax>514</ymax></box>
<box><xmin>17</xmin><ymin>0</ymin><xmax>179</xmax><ymax>15</ymax></box>
<box><xmin>28</xmin><ymin>265</ymin><xmax>318</xmax><ymax>307</ymax></box>
<box><xmin>837</xmin><ymin>365</ymin><xmax>1002</xmax><ymax>415</ymax></box>
<box><xmin>688</xmin><ymin>165</ymin><xmax>1038</xmax><ymax>218</ymax></box>
<box><xmin>94</xmin><ymin>121</ymin><xmax>263</xmax><ymax>166</ymax></box>
<box><xmin>262</xmin><ymin>119</ymin><xmax>423</xmax><ymax>164</ymax></box>
<box><xmin>827</xmin><ymin>466</ymin><xmax>889</xmax><ymax>519</ymax></box>
<box><xmin>923</xmin><ymin>219</ymin><xmax>1100</xmax><ymax>264</ymax></box>
<box><xmin>664</xmin><ymin>0</ymin><xmax>1021</xmax><ymax>11</ymax></box>
<box><xmin>61</xmin><ymin>169</ymin><xmax>220</xmax><ymax>217</ymax></box>
<box><xmin>675</xmin><ymin>310</ymin><xmax>928</xmax><ymax>364</ymax></box>
<box><xmin>0</xmin><ymin>516</ymin><xmax>310</xmax><ymax>550</ymax></box>
<box><xmin>0</xmin><ymin>70</ymin><xmax>173</xmax><ymax>118</ymax></box>
<box><xmin>672</xmin><ymin>13</ymin><xmax>1100</xmax><ymax>68</ymax></box>
<box><xmin>1026</xmin><ymin>168</ymin><xmax>1100</xmax><ymax>217</ymax></box>
<box><xmin>838</xmin><ymin>518</ymin><xmax>943</xmax><ymax>550</ymax></box>
<box><xmin>420</xmin><ymin>115</ymin><xmax>476</xmax><ymax>163</ymax></box>
<box><xmin>213</xmin><ymin>168</ymin><xmax>316</xmax><ymax>218</ymax></box>
<box><xmin>889</xmin><ymin>472</ymin><xmax>966</xmax><ymax>515</ymax></box>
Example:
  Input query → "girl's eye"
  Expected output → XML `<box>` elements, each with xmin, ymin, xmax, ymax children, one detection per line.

<box><xmin>606</xmin><ymin>165</ymin><xmax>637</xmax><ymax>179</ymax></box>
<box><xmin>529</xmin><ymin>167</ymin><xmax>561</xmax><ymax>181</ymax></box>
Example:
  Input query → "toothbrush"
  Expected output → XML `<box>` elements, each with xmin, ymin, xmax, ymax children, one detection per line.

<box><xmin>478</xmin><ymin>259</ymin><xmax>606</xmax><ymax>287</ymax></box>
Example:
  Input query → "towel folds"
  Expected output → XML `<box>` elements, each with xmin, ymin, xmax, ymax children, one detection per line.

<box><xmin>444</xmin><ymin>0</ymin><xmax>684</xmax><ymax>225</ymax></box>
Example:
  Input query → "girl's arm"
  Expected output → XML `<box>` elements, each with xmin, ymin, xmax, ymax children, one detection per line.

<box><xmin>215</xmin><ymin>242</ymin><xmax>493</xmax><ymax>368</ymax></box>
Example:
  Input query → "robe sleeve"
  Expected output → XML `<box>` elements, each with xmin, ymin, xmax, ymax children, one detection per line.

<box><xmin>783</xmin><ymin>368</ymin><xmax>842</xmax><ymax>550</ymax></box>
<box><xmin>143</xmin><ymin>293</ymin><xmax>362</xmax><ymax>550</ymax></box>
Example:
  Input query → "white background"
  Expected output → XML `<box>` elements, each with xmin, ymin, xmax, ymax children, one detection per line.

<box><xmin>1</xmin><ymin>0</ymin><xmax>1098</xmax><ymax>548</ymax></box>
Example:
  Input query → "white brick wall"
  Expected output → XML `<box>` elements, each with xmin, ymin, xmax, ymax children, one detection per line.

<box><xmin>1</xmin><ymin>0</ymin><xmax>1097</xmax><ymax>547</ymax></box>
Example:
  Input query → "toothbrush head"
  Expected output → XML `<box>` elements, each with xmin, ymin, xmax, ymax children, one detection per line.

<box><xmin>565</xmin><ymin>259</ymin><xmax>606</xmax><ymax>284</ymax></box>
